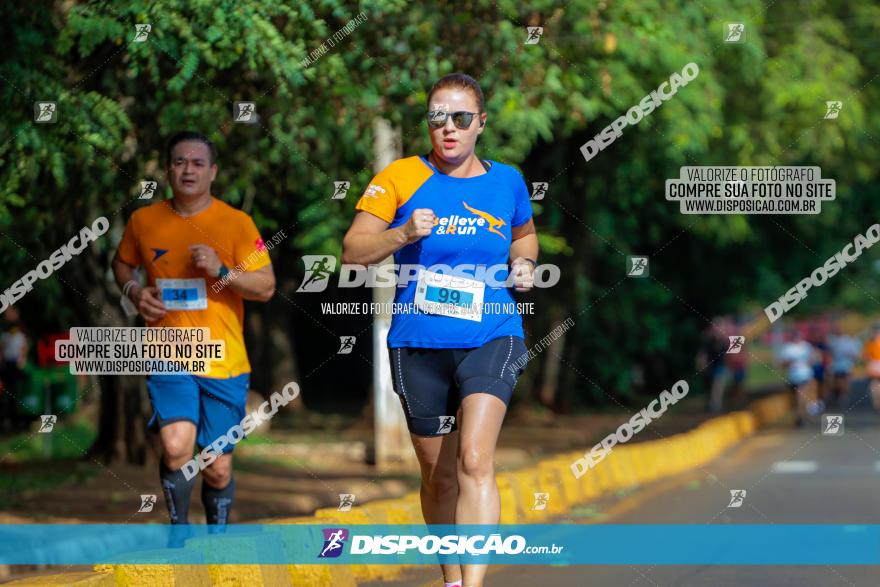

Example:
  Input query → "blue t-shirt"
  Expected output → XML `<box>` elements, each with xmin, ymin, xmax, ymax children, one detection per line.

<box><xmin>778</xmin><ymin>341</ymin><xmax>815</xmax><ymax>385</ymax></box>
<box><xmin>354</xmin><ymin>155</ymin><xmax>534</xmax><ymax>348</ymax></box>
<box><xmin>829</xmin><ymin>335</ymin><xmax>860</xmax><ymax>373</ymax></box>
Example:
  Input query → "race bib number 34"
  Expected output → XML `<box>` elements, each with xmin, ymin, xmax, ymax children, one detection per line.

<box><xmin>156</xmin><ymin>278</ymin><xmax>208</xmax><ymax>311</ymax></box>
<box><xmin>414</xmin><ymin>270</ymin><xmax>484</xmax><ymax>322</ymax></box>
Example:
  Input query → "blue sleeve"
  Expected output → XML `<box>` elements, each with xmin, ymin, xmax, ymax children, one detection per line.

<box><xmin>511</xmin><ymin>171</ymin><xmax>534</xmax><ymax>227</ymax></box>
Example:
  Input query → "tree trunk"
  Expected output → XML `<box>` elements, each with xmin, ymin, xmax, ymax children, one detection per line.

<box><xmin>538</xmin><ymin>314</ymin><xmax>567</xmax><ymax>408</ymax></box>
<box><xmin>247</xmin><ymin>294</ymin><xmax>301</xmax><ymax>405</ymax></box>
<box><xmin>66</xmin><ymin>221</ymin><xmax>152</xmax><ymax>466</ymax></box>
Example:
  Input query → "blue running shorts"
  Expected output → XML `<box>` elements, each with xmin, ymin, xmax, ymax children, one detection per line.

<box><xmin>146</xmin><ymin>373</ymin><xmax>250</xmax><ymax>454</ymax></box>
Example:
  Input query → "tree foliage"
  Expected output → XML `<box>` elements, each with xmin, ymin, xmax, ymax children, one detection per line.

<box><xmin>1</xmin><ymin>0</ymin><xmax>878</xmax><ymax>420</ymax></box>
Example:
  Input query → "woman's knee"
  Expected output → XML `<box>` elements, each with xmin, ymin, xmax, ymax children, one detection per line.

<box><xmin>422</xmin><ymin>466</ymin><xmax>458</xmax><ymax>499</ymax></box>
<box><xmin>458</xmin><ymin>446</ymin><xmax>494</xmax><ymax>481</ymax></box>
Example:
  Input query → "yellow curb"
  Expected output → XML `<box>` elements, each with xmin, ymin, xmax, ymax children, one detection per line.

<box><xmin>510</xmin><ymin>469</ymin><xmax>535</xmax><ymax>521</ymax></box>
<box><xmin>504</xmin><ymin>470</ymin><xmax>531</xmax><ymax>521</ymax></box>
<box><xmin>631</xmin><ymin>444</ymin><xmax>652</xmax><ymax>484</ymax></box>
<box><xmin>361</xmin><ymin>498</ymin><xmax>424</xmax><ymax>525</ymax></box>
<box><xmin>650</xmin><ymin>439</ymin><xmax>670</xmax><ymax>476</ymax></box>
<box><xmin>739</xmin><ymin>412</ymin><xmax>757</xmax><ymax>435</ymax></box>
<box><xmin>670</xmin><ymin>435</ymin><xmax>685</xmax><ymax>470</ymax></box>
<box><xmin>684</xmin><ymin>434</ymin><xmax>700</xmax><ymax>468</ymax></box>
<box><xmin>281</xmin><ymin>565</ymin><xmax>356</xmax><ymax>587</ymax></box>
<box><xmin>496</xmin><ymin>472</ymin><xmax>524</xmax><ymax>523</ymax></box>
<box><xmin>620</xmin><ymin>447</ymin><xmax>639</xmax><ymax>486</ymax></box>
<box><xmin>537</xmin><ymin>461</ymin><xmax>570</xmax><ymax>514</ymax></box>
<box><xmin>274</xmin><ymin>516</ymin><xmax>357</xmax><ymax>587</ymax></box>
<box><xmin>400</xmin><ymin>491</ymin><xmax>422</xmax><ymax>507</ymax></box>
<box><xmin>564</xmin><ymin>450</ymin><xmax>584</xmax><ymax>466</ymax></box>
<box><xmin>4</xmin><ymin>572</ymin><xmax>115</xmax><ymax>586</ymax></box>
<box><xmin>645</xmin><ymin>442</ymin><xmax>664</xmax><ymax>481</ymax></box>
<box><xmin>208</xmin><ymin>565</ymin><xmax>290</xmax><ymax>586</ymax></box>
<box><xmin>581</xmin><ymin>461</ymin><xmax>602</xmax><ymax>501</ymax></box>
<box><xmin>93</xmin><ymin>549</ymin><xmax>211</xmax><ymax>586</ymax></box>
<box><xmin>725</xmin><ymin>415</ymin><xmax>741</xmax><ymax>442</ymax></box>
<box><xmin>595</xmin><ymin>452</ymin><xmax>618</xmax><ymax>493</ymax></box>
<box><xmin>629</xmin><ymin>444</ymin><xmax>647</xmax><ymax>483</ymax></box>
<box><xmin>549</xmin><ymin>457</ymin><xmax>578</xmax><ymax>503</ymax></box>
<box><xmin>604</xmin><ymin>448</ymin><xmax>624</xmax><ymax>489</ymax></box>
<box><xmin>526</xmin><ymin>465</ymin><xmax>559</xmax><ymax>520</ymax></box>
<box><xmin>676</xmin><ymin>435</ymin><xmax>691</xmax><ymax>471</ymax></box>
<box><xmin>605</xmin><ymin>448</ymin><xmax>631</xmax><ymax>490</ymax></box>
<box><xmin>667</xmin><ymin>436</ymin><xmax>685</xmax><ymax>473</ymax></box>
<box><xmin>562</xmin><ymin>454</ymin><xmax>600</xmax><ymax>503</ymax></box>
<box><xmin>313</xmin><ymin>508</ymin><xmax>393</xmax><ymax>582</ymax></box>
<box><xmin>184</xmin><ymin>529</ymin><xmax>291</xmax><ymax>586</ymax></box>
<box><xmin>690</xmin><ymin>430</ymin><xmax>710</xmax><ymax>467</ymax></box>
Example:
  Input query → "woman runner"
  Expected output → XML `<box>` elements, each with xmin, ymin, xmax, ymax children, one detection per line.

<box><xmin>343</xmin><ymin>73</ymin><xmax>539</xmax><ymax>587</ymax></box>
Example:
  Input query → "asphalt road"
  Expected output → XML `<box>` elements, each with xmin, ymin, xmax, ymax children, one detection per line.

<box><xmin>369</xmin><ymin>380</ymin><xmax>880</xmax><ymax>587</ymax></box>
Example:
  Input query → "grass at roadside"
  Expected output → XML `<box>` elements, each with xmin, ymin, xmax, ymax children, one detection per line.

<box><xmin>0</xmin><ymin>421</ymin><xmax>97</xmax><ymax>463</ymax></box>
<box><xmin>0</xmin><ymin>464</ymin><xmax>98</xmax><ymax>497</ymax></box>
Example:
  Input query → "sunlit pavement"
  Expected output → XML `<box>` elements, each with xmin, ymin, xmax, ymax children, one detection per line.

<box><xmin>369</xmin><ymin>380</ymin><xmax>880</xmax><ymax>587</ymax></box>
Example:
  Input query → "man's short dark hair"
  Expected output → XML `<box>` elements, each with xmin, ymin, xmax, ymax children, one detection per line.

<box><xmin>165</xmin><ymin>131</ymin><xmax>218</xmax><ymax>167</ymax></box>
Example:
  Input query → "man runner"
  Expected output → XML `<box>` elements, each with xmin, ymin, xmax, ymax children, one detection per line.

<box><xmin>112</xmin><ymin>131</ymin><xmax>275</xmax><ymax>527</ymax></box>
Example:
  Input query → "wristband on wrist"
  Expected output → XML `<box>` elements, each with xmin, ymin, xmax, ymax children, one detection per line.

<box><xmin>122</xmin><ymin>279</ymin><xmax>139</xmax><ymax>300</ymax></box>
<box><xmin>217</xmin><ymin>265</ymin><xmax>230</xmax><ymax>279</ymax></box>
<box><xmin>120</xmin><ymin>280</ymin><xmax>140</xmax><ymax>317</ymax></box>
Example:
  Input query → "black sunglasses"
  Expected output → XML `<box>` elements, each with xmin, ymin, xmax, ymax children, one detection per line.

<box><xmin>426</xmin><ymin>110</ymin><xmax>481</xmax><ymax>129</ymax></box>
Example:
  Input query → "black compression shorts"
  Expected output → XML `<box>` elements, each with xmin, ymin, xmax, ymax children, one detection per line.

<box><xmin>388</xmin><ymin>335</ymin><xmax>528</xmax><ymax>437</ymax></box>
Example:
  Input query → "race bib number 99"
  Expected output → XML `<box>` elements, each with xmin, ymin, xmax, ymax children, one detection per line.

<box><xmin>414</xmin><ymin>270</ymin><xmax>484</xmax><ymax>322</ymax></box>
<box><xmin>156</xmin><ymin>278</ymin><xmax>208</xmax><ymax>311</ymax></box>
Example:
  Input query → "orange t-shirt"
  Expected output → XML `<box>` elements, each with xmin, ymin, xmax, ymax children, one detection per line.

<box><xmin>863</xmin><ymin>337</ymin><xmax>880</xmax><ymax>377</ymax></box>
<box><xmin>116</xmin><ymin>198</ymin><xmax>270</xmax><ymax>378</ymax></box>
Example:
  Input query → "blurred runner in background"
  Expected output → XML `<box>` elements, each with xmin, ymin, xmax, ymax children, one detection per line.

<box><xmin>827</xmin><ymin>322</ymin><xmax>860</xmax><ymax>409</ymax></box>
<box><xmin>778</xmin><ymin>328</ymin><xmax>819</xmax><ymax>427</ymax></box>
<box><xmin>725</xmin><ymin>340</ymin><xmax>748</xmax><ymax>408</ymax></box>
<box><xmin>697</xmin><ymin>322</ymin><xmax>727</xmax><ymax>413</ymax></box>
<box><xmin>808</xmin><ymin>323</ymin><xmax>830</xmax><ymax>413</ymax></box>
<box><xmin>862</xmin><ymin>323</ymin><xmax>880</xmax><ymax>410</ymax></box>
<box><xmin>0</xmin><ymin>307</ymin><xmax>28</xmax><ymax>433</ymax></box>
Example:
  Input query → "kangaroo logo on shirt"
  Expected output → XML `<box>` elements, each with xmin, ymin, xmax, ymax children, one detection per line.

<box><xmin>433</xmin><ymin>202</ymin><xmax>506</xmax><ymax>240</ymax></box>
<box><xmin>463</xmin><ymin>202</ymin><xmax>507</xmax><ymax>239</ymax></box>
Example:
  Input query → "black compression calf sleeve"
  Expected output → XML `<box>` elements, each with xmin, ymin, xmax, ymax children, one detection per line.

<box><xmin>202</xmin><ymin>476</ymin><xmax>235</xmax><ymax>526</ymax></box>
<box><xmin>159</xmin><ymin>460</ymin><xmax>196</xmax><ymax>524</ymax></box>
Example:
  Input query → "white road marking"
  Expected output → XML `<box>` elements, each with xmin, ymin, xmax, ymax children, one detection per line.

<box><xmin>771</xmin><ymin>461</ymin><xmax>819</xmax><ymax>474</ymax></box>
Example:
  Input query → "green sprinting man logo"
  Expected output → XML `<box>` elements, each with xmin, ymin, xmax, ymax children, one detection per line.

<box><xmin>297</xmin><ymin>255</ymin><xmax>336</xmax><ymax>292</ymax></box>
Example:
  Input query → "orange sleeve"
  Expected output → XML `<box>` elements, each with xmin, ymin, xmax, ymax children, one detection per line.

<box><xmin>355</xmin><ymin>170</ymin><xmax>398</xmax><ymax>224</ymax></box>
<box><xmin>116</xmin><ymin>211</ymin><xmax>143</xmax><ymax>267</ymax></box>
<box><xmin>233</xmin><ymin>213</ymin><xmax>271</xmax><ymax>271</ymax></box>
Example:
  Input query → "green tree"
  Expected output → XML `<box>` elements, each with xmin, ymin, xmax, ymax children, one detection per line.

<box><xmin>1</xmin><ymin>0</ymin><xmax>878</xmax><ymax>466</ymax></box>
